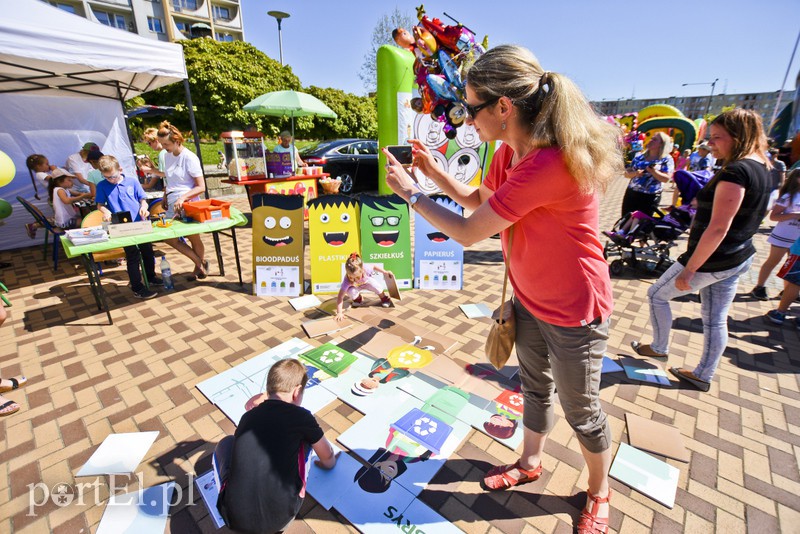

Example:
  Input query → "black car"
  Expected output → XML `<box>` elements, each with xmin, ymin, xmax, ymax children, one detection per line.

<box><xmin>300</xmin><ymin>139</ymin><xmax>378</xmax><ymax>194</ymax></box>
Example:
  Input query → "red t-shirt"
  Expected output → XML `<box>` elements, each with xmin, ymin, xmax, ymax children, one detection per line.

<box><xmin>485</xmin><ymin>144</ymin><xmax>613</xmax><ymax>327</ymax></box>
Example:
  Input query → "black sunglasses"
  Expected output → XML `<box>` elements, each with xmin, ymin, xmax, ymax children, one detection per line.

<box><xmin>464</xmin><ymin>97</ymin><xmax>499</xmax><ymax>119</ymax></box>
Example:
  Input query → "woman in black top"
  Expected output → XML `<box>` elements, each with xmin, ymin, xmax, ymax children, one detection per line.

<box><xmin>630</xmin><ymin>109</ymin><xmax>771</xmax><ymax>391</ymax></box>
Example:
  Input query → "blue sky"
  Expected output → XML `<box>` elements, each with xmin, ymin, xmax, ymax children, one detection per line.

<box><xmin>241</xmin><ymin>1</ymin><xmax>800</xmax><ymax>101</ymax></box>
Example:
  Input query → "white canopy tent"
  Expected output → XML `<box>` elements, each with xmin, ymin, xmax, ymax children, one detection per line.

<box><xmin>0</xmin><ymin>0</ymin><xmax>213</xmax><ymax>254</ymax></box>
<box><xmin>0</xmin><ymin>0</ymin><xmax>186</xmax><ymax>100</ymax></box>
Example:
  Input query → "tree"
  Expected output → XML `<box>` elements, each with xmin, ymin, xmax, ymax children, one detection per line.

<box><xmin>144</xmin><ymin>39</ymin><xmax>302</xmax><ymax>138</ymax></box>
<box><xmin>704</xmin><ymin>104</ymin><xmax>736</xmax><ymax>125</ymax></box>
<box><xmin>300</xmin><ymin>87</ymin><xmax>378</xmax><ymax>139</ymax></box>
<box><xmin>140</xmin><ymin>38</ymin><xmax>379</xmax><ymax>141</ymax></box>
<box><xmin>358</xmin><ymin>8</ymin><xmax>415</xmax><ymax>93</ymax></box>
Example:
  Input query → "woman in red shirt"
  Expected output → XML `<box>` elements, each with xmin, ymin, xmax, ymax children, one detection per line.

<box><xmin>384</xmin><ymin>44</ymin><xmax>622</xmax><ymax>534</ymax></box>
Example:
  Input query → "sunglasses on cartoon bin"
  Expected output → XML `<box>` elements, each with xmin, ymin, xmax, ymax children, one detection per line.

<box><xmin>369</xmin><ymin>215</ymin><xmax>402</xmax><ymax>226</ymax></box>
<box><xmin>465</xmin><ymin>96</ymin><xmax>500</xmax><ymax>119</ymax></box>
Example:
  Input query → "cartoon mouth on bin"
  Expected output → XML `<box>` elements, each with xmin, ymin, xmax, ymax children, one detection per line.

<box><xmin>426</xmin><ymin>232</ymin><xmax>450</xmax><ymax>243</ymax></box>
<box><xmin>263</xmin><ymin>235</ymin><xmax>293</xmax><ymax>247</ymax></box>
<box><xmin>372</xmin><ymin>231</ymin><xmax>399</xmax><ymax>247</ymax></box>
<box><xmin>324</xmin><ymin>232</ymin><xmax>348</xmax><ymax>246</ymax></box>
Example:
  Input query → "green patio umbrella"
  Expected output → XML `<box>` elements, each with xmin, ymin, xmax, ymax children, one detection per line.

<box><xmin>243</xmin><ymin>90</ymin><xmax>337</xmax><ymax>170</ymax></box>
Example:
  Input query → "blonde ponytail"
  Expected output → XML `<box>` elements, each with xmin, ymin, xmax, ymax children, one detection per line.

<box><xmin>466</xmin><ymin>45</ymin><xmax>623</xmax><ymax>194</ymax></box>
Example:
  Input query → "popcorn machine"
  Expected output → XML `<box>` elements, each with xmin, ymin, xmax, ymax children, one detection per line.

<box><xmin>221</xmin><ymin>131</ymin><xmax>267</xmax><ymax>181</ymax></box>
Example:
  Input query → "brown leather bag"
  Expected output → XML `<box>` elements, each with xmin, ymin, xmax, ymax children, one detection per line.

<box><xmin>485</xmin><ymin>226</ymin><xmax>516</xmax><ymax>370</ymax></box>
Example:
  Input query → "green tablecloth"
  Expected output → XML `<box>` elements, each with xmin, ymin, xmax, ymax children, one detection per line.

<box><xmin>61</xmin><ymin>207</ymin><xmax>248</xmax><ymax>258</ymax></box>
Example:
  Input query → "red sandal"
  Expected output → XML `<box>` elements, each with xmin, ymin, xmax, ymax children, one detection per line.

<box><xmin>577</xmin><ymin>488</ymin><xmax>612</xmax><ymax>534</ymax></box>
<box><xmin>483</xmin><ymin>460</ymin><xmax>542</xmax><ymax>490</ymax></box>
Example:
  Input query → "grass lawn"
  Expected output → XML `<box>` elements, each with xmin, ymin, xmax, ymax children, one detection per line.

<box><xmin>133</xmin><ymin>139</ymin><xmax>318</xmax><ymax>168</ymax></box>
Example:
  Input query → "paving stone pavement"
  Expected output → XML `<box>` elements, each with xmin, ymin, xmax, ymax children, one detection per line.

<box><xmin>0</xmin><ymin>176</ymin><xmax>798</xmax><ymax>534</ymax></box>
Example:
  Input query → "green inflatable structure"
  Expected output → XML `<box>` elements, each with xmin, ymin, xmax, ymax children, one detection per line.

<box><xmin>638</xmin><ymin>116</ymin><xmax>698</xmax><ymax>152</ymax></box>
<box><xmin>375</xmin><ymin>45</ymin><xmax>493</xmax><ymax>196</ymax></box>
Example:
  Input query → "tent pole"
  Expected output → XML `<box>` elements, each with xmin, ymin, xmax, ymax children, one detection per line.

<box><xmin>290</xmin><ymin>115</ymin><xmax>296</xmax><ymax>174</ymax></box>
<box><xmin>115</xmin><ymin>81</ymin><xmax>136</xmax><ymax>153</ymax></box>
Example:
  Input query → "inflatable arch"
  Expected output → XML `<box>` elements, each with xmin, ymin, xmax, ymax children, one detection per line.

<box><xmin>638</xmin><ymin>116</ymin><xmax>698</xmax><ymax>151</ymax></box>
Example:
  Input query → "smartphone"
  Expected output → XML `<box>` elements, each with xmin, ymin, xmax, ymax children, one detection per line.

<box><xmin>386</xmin><ymin>145</ymin><xmax>413</xmax><ymax>166</ymax></box>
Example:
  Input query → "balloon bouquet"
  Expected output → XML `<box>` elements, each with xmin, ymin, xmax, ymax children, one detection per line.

<box><xmin>623</xmin><ymin>129</ymin><xmax>646</xmax><ymax>165</ymax></box>
<box><xmin>393</xmin><ymin>5</ymin><xmax>488</xmax><ymax>140</ymax></box>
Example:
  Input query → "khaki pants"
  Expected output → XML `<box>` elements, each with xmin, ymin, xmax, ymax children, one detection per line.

<box><xmin>514</xmin><ymin>299</ymin><xmax>612</xmax><ymax>454</ymax></box>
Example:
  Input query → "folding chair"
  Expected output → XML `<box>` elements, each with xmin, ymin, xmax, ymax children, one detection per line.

<box><xmin>16</xmin><ymin>196</ymin><xmax>65</xmax><ymax>270</ymax></box>
<box><xmin>0</xmin><ymin>281</ymin><xmax>10</xmax><ymax>308</ymax></box>
<box><xmin>81</xmin><ymin>210</ymin><xmax>126</xmax><ymax>276</ymax></box>
<box><xmin>85</xmin><ymin>210</ymin><xmax>153</xmax><ymax>287</ymax></box>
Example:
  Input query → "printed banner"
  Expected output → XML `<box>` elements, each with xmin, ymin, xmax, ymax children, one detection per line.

<box><xmin>266</xmin><ymin>151</ymin><xmax>293</xmax><ymax>177</ymax></box>
<box><xmin>359</xmin><ymin>194</ymin><xmax>413</xmax><ymax>290</ymax></box>
<box><xmin>252</xmin><ymin>194</ymin><xmax>305</xmax><ymax>296</ymax></box>
<box><xmin>413</xmin><ymin>195</ymin><xmax>464</xmax><ymax>289</ymax></box>
<box><xmin>252</xmin><ymin>177</ymin><xmax>318</xmax><ymax>220</ymax></box>
<box><xmin>308</xmin><ymin>195</ymin><xmax>361</xmax><ymax>294</ymax></box>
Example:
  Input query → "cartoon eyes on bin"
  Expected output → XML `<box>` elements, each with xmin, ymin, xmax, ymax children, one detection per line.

<box><xmin>369</xmin><ymin>215</ymin><xmax>401</xmax><ymax>227</ymax></box>
<box><xmin>279</xmin><ymin>216</ymin><xmax>291</xmax><ymax>229</ymax></box>
<box><xmin>320</xmin><ymin>213</ymin><xmax>351</xmax><ymax>223</ymax></box>
<box><xmin>264</xmin><ymin>216</ymin><xmax>276</xmax><ymax>229</ymax></box>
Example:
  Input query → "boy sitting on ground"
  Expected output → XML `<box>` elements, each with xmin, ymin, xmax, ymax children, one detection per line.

<box><xmin>215</xmin><ymin>358</ymin><xmax>337</xmax><ymax>534</ymax></box>
<box><xmin>94</xmin><ymin>155</ymin><xmax>161</xmax><ymax>300</ymax></box>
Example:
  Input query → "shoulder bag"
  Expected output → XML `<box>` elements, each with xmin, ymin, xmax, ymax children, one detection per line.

<box><xmin>485</xmin><ymin>226</ymin><xmax>516</xmax><ymax>370</ymax></box>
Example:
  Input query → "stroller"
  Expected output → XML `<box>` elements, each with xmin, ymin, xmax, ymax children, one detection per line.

<box><xmin>604</xmin><ymin>170</ymin><xmax>711</xmax><ymax>276</ymax></box>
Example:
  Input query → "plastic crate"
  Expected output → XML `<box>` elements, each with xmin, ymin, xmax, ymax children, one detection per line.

<box><xmin>183</xmin><ymin>199</ymin><xmax>231</xmax><ymax>222</ymax></box>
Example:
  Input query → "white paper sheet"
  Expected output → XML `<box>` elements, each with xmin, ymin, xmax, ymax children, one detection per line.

<box><xmin>96</xmin><ymin>482</ymin><xmax>175</xmax><ymax>534</ymax></box>
<box><xmin>76</xmin><ymin>432</ymin><xmax>158</xmax><ymax>477</ymax></box>
<box><xmin>609</xmin><ymin>443</ymin><xmax>680</xmax><ymax>508</ymax></box>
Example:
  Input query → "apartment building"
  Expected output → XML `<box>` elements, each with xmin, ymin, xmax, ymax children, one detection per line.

<box><xmin>593</xmin><ymin>90</ymin><xmax>783</xmax><ymax>126</ymax></box>
<box><xmin>41</xmin><ymin>0</ymin><xmax>244</xmax><ymax>43</ymax></box>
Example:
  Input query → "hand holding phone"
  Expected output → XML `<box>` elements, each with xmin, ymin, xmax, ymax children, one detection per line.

<box><xmin>385</xmin><ymin>145</ymin><xmax>413</xmax><ymax>166</ymax></box>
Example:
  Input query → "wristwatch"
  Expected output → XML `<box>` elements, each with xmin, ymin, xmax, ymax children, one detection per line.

<box><xmin>408</xmin><ymin>192</ymin><xmax>423</xmax><ymax>208</ymax></box>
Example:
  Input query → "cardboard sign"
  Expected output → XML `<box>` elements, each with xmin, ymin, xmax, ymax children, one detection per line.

<box><xmin>308</xmin><ymin>195</ymin><xmax>361</xmax><ymax>294</ymax></box>
<box><xmin>359</xmin><ymin>195</ymin><xmax>413</xmax><ymax>291</ymax></box>
<box><xmin>252</xmin><ymin>194</ymin><xmax>305</xmax><ymax>297</ymax></box>
<box><xmin>625</xmin><ymin>413</ymin><xmax>690</xmax><ymax>462</ymax></box>
<box><xmin>384</xmin><ymin>272</ymin><xmax>401</xmax><ymax>300</ymax></box>
<box><xmin>413</xmin><ymin>195</ymin><xmax>464</xmax><ymax>289</ymax></box>
<box><xmin>301</xmin><ymin>316</ymin><xmax>355</xmax><ymax>338</ymax></box>
<box><xmin>107</xmin><ymin>220</ymin><xmax>153</xmax><ymax>238</ymax></box>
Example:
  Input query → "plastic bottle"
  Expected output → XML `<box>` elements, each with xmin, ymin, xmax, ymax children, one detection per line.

<box><xmin>160</xmin><ymin>256</ymin><xmax>174</xmax><ymax>290</ymax></box>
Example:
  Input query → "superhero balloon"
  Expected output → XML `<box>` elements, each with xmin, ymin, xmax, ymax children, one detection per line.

<box><xmin>393</xmin><ymin>4</ymin><xmax>487</xmax><ymax>133</ymax></box>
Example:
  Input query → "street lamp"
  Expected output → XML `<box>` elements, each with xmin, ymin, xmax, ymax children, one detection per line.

<box><xmin>267</xmin><ymin>10</ymin><xmax>290</xmax><ymax>66</ymax></box>
<box><xmin>682</xmin><ymin>78</ymin><xmax>719</xmax><ymax>117</ymax></box>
